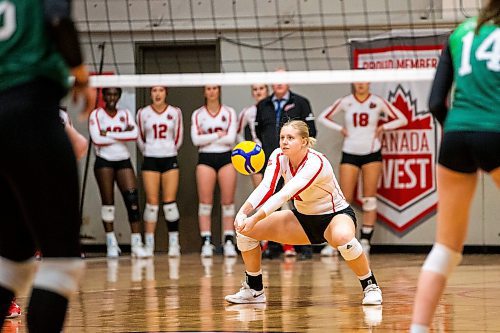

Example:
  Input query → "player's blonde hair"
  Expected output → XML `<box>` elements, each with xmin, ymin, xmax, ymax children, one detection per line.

<box><xmin>282</xmin><ymin>120</ymin><xmax>317</xmax><ymax>147</ymax></box>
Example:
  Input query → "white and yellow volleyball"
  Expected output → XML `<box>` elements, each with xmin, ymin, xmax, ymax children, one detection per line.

<box><xmin>231</xmin><ymin>141</ymin><xmax>265</xmax><ymax>175</ymax></box>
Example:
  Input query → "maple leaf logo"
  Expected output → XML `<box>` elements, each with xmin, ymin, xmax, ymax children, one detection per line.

<box><xmin>387</xmin><ymin>85</ymin><xmax>432</xmax><ymax>130</ymax></box>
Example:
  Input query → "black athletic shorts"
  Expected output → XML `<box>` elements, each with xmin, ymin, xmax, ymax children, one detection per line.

<box><xmin>341</xmin><ymin>150</ymin><xmax>382</xmax><ymax>168</ymax></box>
<box><xmin>94</xmin><ymin>156</ymin><xmax>133</xmax><ymax>170</ymax></box>
<box><xmin>198</xmin><ymin>151</ymin><xmax>232</xmax><ymax>172</ymax></box>
<box><xmin>439</xmin><ymin>131</ymin><xmax>500</xmax><ymax>173</ymax></box>
<box><xmin>292</xmin><ymin>206</ymin><xmax>357</xmax><ymax>244</ymax></box>
<box><xmin>142</xmin><ymin>156</ymin><xmax>179</xmax><ymax>173</ymax></box>
<box><xmin>0</xmin><ymin>79</ymin><xmax>81</xmax><ymax>260</ymax></box>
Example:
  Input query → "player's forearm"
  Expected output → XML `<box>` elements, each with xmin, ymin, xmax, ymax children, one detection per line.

<box><xmin>191</xmin><ymin>132</ymin><xmax>219</xmax><ymax>146</ymax></box>
<box><xmin>238</xmin><ymin>202</ymin><xmax>255</xmax><ymax>216</ymax></box>
<box><xmin>106</xmin><ymin>131</ymin><xmax>138</xmax><ymax>141</ymax></box>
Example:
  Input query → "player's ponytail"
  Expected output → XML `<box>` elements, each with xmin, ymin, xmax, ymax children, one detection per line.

<box><xmin>283</xmin><ymin>120</ymin><xmax>316</xmax><ymax>148</ymax></box>
<box><xmin>475</xmin><ymin>0</ymin><xmax>500</xmax><ymax>34</ymax></box>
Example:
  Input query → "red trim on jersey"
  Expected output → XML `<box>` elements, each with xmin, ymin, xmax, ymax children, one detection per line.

<box><xmin>289</xmin><ymin>154</ymin><xmax>308</xmax><ymax>176</ymax></box>
<box><xmin>328</xmin><ymin>191</ymin><xmax>335</xmax><ymax>213</ymax></box>
<box><xmin>256</xmin><ymin>153</ymin><xmax>282</xmax><ymax>208</ymax></box>
<box><xmin>125</xmin><ymin>110</ymin><xmax>129</xmax><ymax>124</ymax></box>
<box><xmin>204</xmin><ymin>105</ymin><xmax>222</xmax><ymax>118</ymax></box>
<box><xmin>325</xmin><ymin>98</ymin><xmax>343</xmax><ymax>119</ymax></box>
<box><xmin>151</xmin><ymin>104</ymin><xmax>168</xmax><ymax>115</ymax></box>
<box><xmin>225</xmin><ymin>107</ymin><xmax>232</xmax><ymax>132</ymax></box>
<box><xmin>334</xmin><ymin>179</ymin><xmax>346</xmax><ymax>202</ymax></box>
<box><xmin>291</xmin><ymin>152</ymin><xmax>323</xmax><ymax>199</ymax></box>
<box><xmin>137</xmin><ymin>108</ymin><xmax>145</xmax><ymax>141</ymax></box>
<box><xmin>353</xmin><ymin>93</ymin><xmax>371</xmax><ymax>104</ymax></box>
<box><xmin>195</xmin><ymin>111</ymin><xmax>202</xmax><ymax>134</ymax></box>
<box><xmin>237</xmin><ymin>107</ymin><xmax>248</xmax><ymax>133</ymax></box>
<box><xmin>174</xmin><ymin>107</ymin><xmax>182</xmax><ymax>146</ymax></box>
<box><xmin>95</xmin><ymin>109</ymin><xmax>103</xmax><ymax>134</ymax></box>
<box><xmin>103</xmin><ymin>108</ymin><xmax>119</xmax><ymax>119</ymax></box>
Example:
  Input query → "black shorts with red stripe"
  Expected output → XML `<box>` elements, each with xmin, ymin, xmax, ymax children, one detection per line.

<box><xmin>292</xmin><ymin>206</ymin><xmax>357</xmax><ymax>244</ymax></box>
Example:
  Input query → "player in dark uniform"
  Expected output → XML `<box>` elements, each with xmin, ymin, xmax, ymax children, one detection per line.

<box><xmin>411</xmin><ymin>2</ymin><xmax>500</xmax><ymax>332</ymax></box>
<box><xmin>0</xmin><ymin>0</ymin><xmax>94</xmax><ymax>331</ymax></box>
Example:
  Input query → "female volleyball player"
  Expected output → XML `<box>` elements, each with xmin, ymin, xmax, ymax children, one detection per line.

<box><xmin>191</xmin><ymin>85</ymin><xmax>238</xmax><ymax>257</ymax></box>
<box><xmin>411</xmin><ymin>2</ymin><xmax>500</xmax><ymax>332</ymax></box>
<box><xmin>89</xmin><ymin>87</ymin><xmax>149</xmax><ymax>258</ymax></box>
<box><xmin>318</xmin><ymin>83</ymin><xmax>407</xmax><ymax>256</ymax></box>
<box><xmin>237</xmin><ymin>84</ymin><xmax>269</xmax><ymax>187</ymax></box>
<box><xmin>225</xmin><ymin>120</ymin><xmax>382</xmax><ymax>305</ymax></box>
<box><xmin>137</xmin><ymin>86</ymin><xmax>183</xmax><ymax>257</ymax></box>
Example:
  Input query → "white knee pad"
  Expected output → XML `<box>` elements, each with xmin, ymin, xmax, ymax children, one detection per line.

<box><xmin>222</xmin><ymin>204</ymin><xmax>235</xmax><ymax>218</ymax></box>
<box><xmin>422</xmin><ymin>243</ymin><xmax>462</xmax><ymax>277</ymax></box>
<box><xmin>0</xmin><ymin>257</ymin><xmax>37</xmax><ymax>295</ymax></box>
<box><xmin>337</xmin><ymin>238</ymin><xmax>363</xmax><ymax>261</ymax></box>
<box><xmin>362</xmin><ymin>197</ymin><xmax>377</xmax><ymax>211</ymax></box>
<box><xmin>101</xmin><ymin>205</ymin><xmax>115</xmax><ymax>222</ymax></box>
<box><xmin>236</xmin><ymin>232</ymin><xmax>259</xmax><ymax>252</ymax></box>
<box><xmin>163</xmin><ymin>202</ymin><xmax>180</xmax><ymax>221</ymax></box>
<box><xmin>33</xmin><ymin>258</ymin><xmax>86</xmax><ymax>298</ymax></box>
<box><xmin>143</xmin><ymin>203</ymin><xmax>159</xmax><ymax>222</ymax></box>
<box><xmin>198</xmin><ymin>203</ymin><xmax>212</xmax><ymax>216</ymax></box>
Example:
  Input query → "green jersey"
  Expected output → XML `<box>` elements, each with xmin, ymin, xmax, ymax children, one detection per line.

<box><xmin>0</xmin><ymin>0</ymin><xmax>69</xmax><ymax>92</ymax></box>
<box><xmin>446</xmin><ymin>17</ymin><xmax>500</xmax><ymax>132</ymax></box>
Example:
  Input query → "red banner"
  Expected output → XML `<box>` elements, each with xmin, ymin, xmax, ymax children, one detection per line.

<box><xmin>351</xmin><ymin>33</ymin><xmax>448</xmax><ymax>235</ymax></box>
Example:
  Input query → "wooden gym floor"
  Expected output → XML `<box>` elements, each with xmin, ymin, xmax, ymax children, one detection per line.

<box><xmin>4</xmin><ymin>253</ymin><xmax>500</xmax><ymax>332</ymax></box>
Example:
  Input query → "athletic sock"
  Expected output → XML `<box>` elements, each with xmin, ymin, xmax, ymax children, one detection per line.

<box><xmin>245</xmin><ymin>271</ymin><xmax>263</xmax><ymax>291</ymax></box>
<box><xmin>27</xmin><ymin>288</ymin><xmax>68</xmax><ymax>332</ymax></box>
<box><xmin>358</xmin><ymin>271</ymin><xmax>378</xmax><ymax>290</ymax></box>
<box><xmin>360</xmin><ymin>225</ymin><xmax>374</xmax><ymax>242</ymax></box>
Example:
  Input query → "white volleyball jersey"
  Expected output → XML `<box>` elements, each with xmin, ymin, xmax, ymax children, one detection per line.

<box><xmin>59</xmin><ymin>110</ymin><xmax>71</xmax><ymax>127</ymax></box>
<box><xmin>319</xmin><ymin>94</ymin><xmax>407</xmax><ymax>155</ymax></box>
<box><xmin>237</xmin><ymin>105</ymin><xmax>260</xmax><ymax>145</ymax></box>
<box><xmin>191</xmin><ymin>105</ymin><xmax>237</xmax><ymax>153</ymax></box>
<box><xmin>247</xmin><ymin>148</ymin><xmax>349</xmax><ymax>216</ymax></box>
<box><xmin>89</xmin><ymin>108</ymin><xmax>138</xmax><ymax>161</ymax></box>
<box><xmin>136</xmin><ymin>105</ymin><xmax>183</xmax><ymax>157</ymax></box>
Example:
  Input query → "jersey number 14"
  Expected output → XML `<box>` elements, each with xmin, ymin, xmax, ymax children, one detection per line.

<box><xmin>458</xmin><ymin>29</ymin><xmax>500</xmax><ymax>76</ymax></box>
<box><xmin>0</xmin><ymin>1</ymin><xmax>16</xmax><ymax>41</ymax></box>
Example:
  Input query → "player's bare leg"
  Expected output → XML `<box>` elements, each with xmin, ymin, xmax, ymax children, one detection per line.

<box><xmin>196</xmin><ymin>165</ymin><xmax>217</xmax><ymax>257</ymax></box>
<box><xmin>218</xmin><ymin>164</ymin><xmax>238</xmax><ymax>257</ymax></box>
<box><xmin>411</xmin><ymin>166</ymin><xmax>477</xmax><ymax>331</ymax></box>
<box><xmin>320</xmin><ymin>163</ymin><xmax>359</xmax><ymax>257</ymax></box>
<box><xmin>226</xmin><ymin>211</ymin><xmax>309</xmax><ymax>304</ymax></box>
<box><xmin>143</xmin><ymin>170</ymin><xmax>161</xmax><ymax>255</ymax></box>
<box><xmin>490</xmin><ymin>167</ymin><xmax>500</xmax><ymax>188</ymax></box>
<box><xmin>324</xmin><ymin>214</ymin><xmax>382</xmax><ymax>305</ymax></box>
<box><xmin>360</xmin><ymin>161</ymin><xmax>382</xmax><ymax>255</ymax></box>
<box><xmin>162</xmin><ymin>169</ymin><xmax>180</xmax><ymax>257</ymax></box>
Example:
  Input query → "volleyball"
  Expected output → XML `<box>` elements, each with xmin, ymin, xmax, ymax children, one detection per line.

<box><xmin>231</xmin><ymin>141</ymin><xmax>265</xmax><ymax>175</ymax></box>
